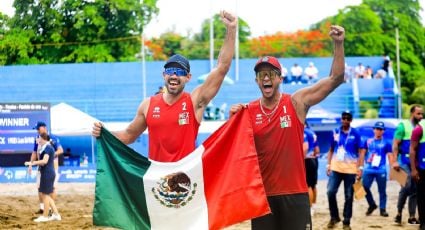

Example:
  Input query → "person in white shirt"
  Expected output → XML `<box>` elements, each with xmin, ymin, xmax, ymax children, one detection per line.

<box><xmin>281</xmin><ymin>64</ymin><xmax>290</xmax><ymax>84</ymax></box>
<box><xmin>354</xmin><ymin>63</ymin><xmax>365</xmax><ymax>79</ymax></box>
<box><xmin>304</xmin><ymin>62</ymin><xmax>319</xmax><ymax>84</ymax></box>
<box><xmin>291</xmin><ymin>63</ymin><xmax>303</xmax><ymax>84</ymax></box>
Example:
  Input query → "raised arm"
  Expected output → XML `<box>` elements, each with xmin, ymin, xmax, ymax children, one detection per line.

<box><xmin>291</xmin><ymin>25</ymin><xmax>345</xmax><ymax>123</ymax></box>
<box><xmin>191</xmin><ymin>10</ymin><xmax>237</xmax><ymax>121</ymax></box>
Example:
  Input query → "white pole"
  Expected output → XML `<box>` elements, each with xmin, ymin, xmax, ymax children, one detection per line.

<box><xmin>396</xmin><ymin>27</ymin><xmax>401</xmax><ymax>118</ymax></box>
<box><xmin>209</xmin><ymin>1</ymin><xmax>214</xmax><ymax>72</ymax></box>
<box><xmin>235</xmin><ymin>0</ymin><xmax>239</xmax><ymax>81</ymax></box>
<box><xmin>142</xmin><ymin>35</ymin><xmax>147</xmax><ymax>99</ymax></box>
<box><xmin>91</xmin><ymin>136</ymin><xmax>95</xmax><ymax>164</ymax></box>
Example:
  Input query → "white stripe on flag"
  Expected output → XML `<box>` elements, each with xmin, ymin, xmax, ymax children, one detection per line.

<box><xmin>143</xmin><ymin>145</ymin><xmax>208</xmax><ymax>230</ymax></box>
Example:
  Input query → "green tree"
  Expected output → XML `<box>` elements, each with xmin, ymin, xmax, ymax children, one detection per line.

<box><xmin>0</xmin><ymin>29</ymin><xmax>36</xmax><ymax>65</ymax></box>
<box><xmin>364</xmin><ymin>0</ymin><xmax>425</xmax><ymax>98</ymax></box>
<box><xmin>184</xmin><ymin>14</ymin><xmax>251</xmax><ymax>59</ymax></box>
<box><xmin>10</xmin><ymin>0</ymin><xmax>65</xmax><ymax>63</ymax></box>
<box><xmin>196</xmin><ymin>14</ymin><xmax>250</xmax><ymax>42</ymax></box>
<box><xmin>314</xmin><ymin>4</ymin><xmax>386</xmax><ymax>56</ymax></box>
<box><xmin>315</xmin><ymin>0</ymin><xmax>425</xmax><ymax>105</ymax></box>
<box><xmin>60</xmin><ymin>0</ymin><xmax>158</xmax><ymax>62</ymax></box>
<box><xmin>155</xmin><ymin>32</ymin><xmax>186</xmax><ymax>57</ymax></box>
<box><xmin>2</xmin><ymin>0</ymin><xmax>159</xmax><ymax>64</ymax></box>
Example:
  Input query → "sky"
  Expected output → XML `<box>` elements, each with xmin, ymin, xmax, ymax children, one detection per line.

<box><xmin>1</xmin><ymin>0</ymin><xmax>424</xmax><ymax>38</ymax></box>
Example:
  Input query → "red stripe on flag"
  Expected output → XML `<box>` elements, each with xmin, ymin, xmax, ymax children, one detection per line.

<box><xmin>202</xmin><ymin>109</ymin><xmax>270</xmax><ymax>230</ymax></box>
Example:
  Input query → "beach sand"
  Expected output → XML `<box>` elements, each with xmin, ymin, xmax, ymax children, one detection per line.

<box><xmin>0</xmin><ymin>180</ymin><xmax>419</xmax><ymax>229</ymax></box>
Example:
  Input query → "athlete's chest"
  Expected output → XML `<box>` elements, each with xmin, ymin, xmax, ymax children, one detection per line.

<box><xmin>149</xmin><ymin>100</ymin><xmax>193</xmax><ymax>126</ymax></box>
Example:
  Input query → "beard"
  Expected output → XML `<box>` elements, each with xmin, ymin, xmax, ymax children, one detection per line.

<box><xmin>166</xmin><ymin>80</ymin><xmax>184</xmax><ymax>95</ymax></box>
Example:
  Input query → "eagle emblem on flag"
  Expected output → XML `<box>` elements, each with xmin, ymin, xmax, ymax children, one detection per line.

<box><xmin>152</xmin><ymin>172</ymin><xmax>197</xmax><ymax>208</ymax></box>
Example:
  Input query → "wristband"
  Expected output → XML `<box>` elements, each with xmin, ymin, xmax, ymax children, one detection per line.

<box><xmin>358</xmin><ymin>166</ymin><xmax>364</xmax><ymax>170</ymax></box>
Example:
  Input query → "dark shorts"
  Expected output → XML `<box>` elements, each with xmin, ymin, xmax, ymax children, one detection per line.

<box><xmin>39</xmin><ymin>171</ymin><xmax>55</xmax><ymax>194</ymax></box>
<box><xmin>305</xmin><ymin>158</ymin><xmax>318</xmax><ymax>188</ymax></box>
<box><xmin>251</xmin><ymin>193</ymin><xmax>312</xmax><ymax>230</ymax></box>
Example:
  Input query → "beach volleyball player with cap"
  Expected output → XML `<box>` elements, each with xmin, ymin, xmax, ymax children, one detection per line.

<box><xmin>229</xmin><ymin>25</ymin><xmax>346</xmax><ymax>229</ymax></box>
<box><xmin>92</xmin><ymin>10</ymin><xmax>237</xmax><ymax>162</ymax></box>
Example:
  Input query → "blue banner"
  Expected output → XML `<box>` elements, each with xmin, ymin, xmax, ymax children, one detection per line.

<box><xmin>0</xmin><ymin>102</ymin><xmax>50</xmax><ymax>154</ymax></box>
<box><xmin>0</xmin><ymin>165</ymin><xmax>96</xmax><ymax>183</ymax></box>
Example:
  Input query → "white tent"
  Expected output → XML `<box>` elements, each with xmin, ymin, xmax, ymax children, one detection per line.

<box><xmin>51</xmin><ymin>102</ymin><xmax>99</xmax><ymax>163</ymax></box>
<box><xmin>51</xmin><ymin>102</ymin><xmax>98</xmax><ymax>136</ymax></box>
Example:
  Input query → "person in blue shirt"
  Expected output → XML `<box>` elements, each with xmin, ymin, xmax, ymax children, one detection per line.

<box><xmin>304</xmin><ymin>123</ymin><xmax>320</xmax><ymax>216</ymax></box>
<box><xmin>28</xmin><ymin>121</ymin><xmax>63</xmax><ymax>215</ymax></box>
<box><xmin>326</xmin><ymin>111</ymin><xmax>365</xmax><ymax>230</ymax></box>
<box><xmin>25</xmin><ymin>133</ymin><xmax>61</xmax><ymax>222</ymax></box>
<box><xmin>360</xmin><ymin>121</ymin><xmax>393</xmax><ymax>217</ymax></box>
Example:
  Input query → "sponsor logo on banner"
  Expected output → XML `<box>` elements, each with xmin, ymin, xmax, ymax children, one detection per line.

<box><xmin>0</xmin><ymin>166</ymin><xmax>96</xmax><ymax>183</ymax></box>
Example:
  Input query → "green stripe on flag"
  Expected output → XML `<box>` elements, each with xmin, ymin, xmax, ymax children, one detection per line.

<box><xmin>93</xmin><ymin>127</ymin><xmax>152</xmax><ymax>230</ymax></box>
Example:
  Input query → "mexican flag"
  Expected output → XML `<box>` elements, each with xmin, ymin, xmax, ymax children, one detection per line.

<box><xmin>93</xmin><ymin>109</ymin><xmax>270</xmax><ymax>230</ymax></box>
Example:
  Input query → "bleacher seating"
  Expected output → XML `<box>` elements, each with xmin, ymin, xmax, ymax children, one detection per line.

<box><xmin>0</xmin><ymin>56</ymin><xmax>394</xmax><ymax>121</ymax></box>
<box><xmin>357</xmin><ymin>78</ymin><xmax>398</xmax><ymax>118</ymax></box>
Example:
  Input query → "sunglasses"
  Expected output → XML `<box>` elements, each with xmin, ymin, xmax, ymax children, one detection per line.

<box><xmin>341</xmin><ymin>116</ymin><xmax>352</xmax><ymax>121</ymax></box>
<box><xmin>374</xmin><ymin>128</ymin><xmax>384</xmax><ymax>131</ymax></box>
<box><xmin>164</xmin><ymin>67</ymin><xmax>188</xmax><ymax>77</ymax></box>
<box><xmin>256</xmin><ymin>70</ymin><xmax>280</xmax><ymax>80</ymax></box>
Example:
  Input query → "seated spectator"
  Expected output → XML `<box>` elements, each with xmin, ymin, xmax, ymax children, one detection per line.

<box><xmin>64</xmin><ymin>148</ymin><xmax>72</xmax><ymax>157</ymax></box>
<box><xmin>203</xmin><ymin>102</ymin><xmax>215</xmax><ymax>120</ymax></box>
<box><xmin>304</xmin><ymin>62</ymin><xmax>319</xmax><ymax>84</ymax></box>
<box><xmin>155</xmin><ymin>86</ymin><xmax>164</xmax><ymax>95</ymax></box>
<box><xmin>290</xmin><ymin>63</ymin><xmax>303</xmax><ymax>85</ymax></box>
<box><xmin>375</xmin><ymin>66</ymin><xmax>387</xmax><ymax>79</ymax></box>
<box><xmin>354</xmin><ymin>62</ymin><xmax>365</xmax><ymax>79</ymax></box>
<box><xmin>364</xmin><ymin>66</ymin><xmax>373</xmax><ymax>79</ymax></box>
<box><xmin>281</xmin><ymin>64</ymin><xmax>291</xmax><ymax>84</ymax></box>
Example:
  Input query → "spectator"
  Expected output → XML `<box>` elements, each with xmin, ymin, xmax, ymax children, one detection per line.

<box><xmin>364</xmin><ymin>66</ymin><xmax>373</xmax><ymax>79</ymax></box>
<box><xmin>375</xmin><ymin>65</ymin><xmax>387</xmax><ymax>79</ymax></box>
<box><xmin>155</xmin><ymin>86</ymin><xmax>164</xmax><ymax>95</ymax></box>
<box><xmin>290</xmin><ymin>63</ymin><xmax>303</xmax><ymax>85</ymax></box>
<box><xmin>281</xmin><ymin>64</ymin><xmax>290</xmax><ymax>84</ymax></box>
<box><xmin>64</xmin><ymin>148</ymin><xmax>72</xmax><ymax>157</ymax></box>
<box><xmin>354</xmin><ymin>63</ymin><xmax>365</xmax><ymax>79</ymax></box>
<box><xmin>383</xmin><ymin>55</ymin><xmax>390</xmax><ymax>73</ymax></box>
<box><xmin>304</xmin><ymin>62</ymin><xmax>319</xmax><ymax>84</ymax></box>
